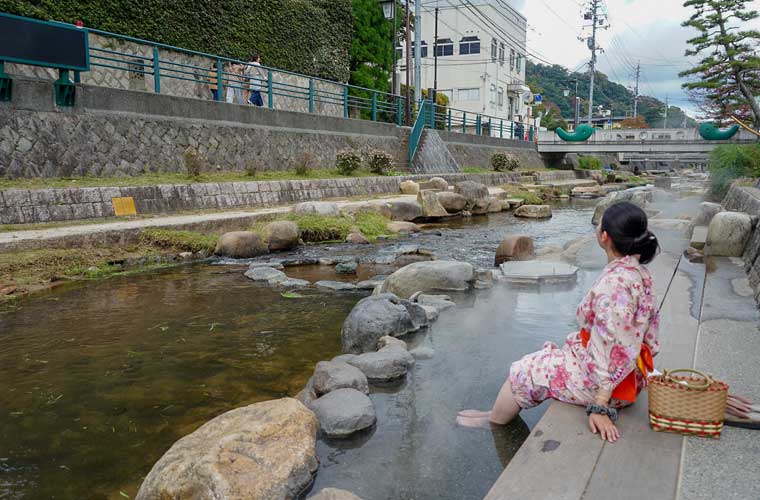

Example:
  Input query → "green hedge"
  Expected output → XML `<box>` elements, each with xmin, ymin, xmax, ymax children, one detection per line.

<box><xmin>0</xmin><ymin>0</ymin><xmax>352</xmax><ymax>82</ymax></box>
<box><xmin>708</xmin><ymin>143</ymin><xmax>760</xmax><ymax>199</ymax></box>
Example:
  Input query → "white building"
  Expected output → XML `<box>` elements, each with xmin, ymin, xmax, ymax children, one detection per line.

<box><xmin>398</xmin><ymin>0</ymin><xmax>536</xmax><ymax>136</ymax></box>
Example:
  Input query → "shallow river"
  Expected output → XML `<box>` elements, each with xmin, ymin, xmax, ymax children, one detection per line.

<box><xmin>1</xmin><ymin>204</ymin><xmax>608</xmax><ymax>499</ymax></box>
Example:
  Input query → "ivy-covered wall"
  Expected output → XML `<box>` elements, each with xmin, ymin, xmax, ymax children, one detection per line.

<box><xmin>0</xmin><ymin>0</ymin><xmax>352</xmax><ymax>82</ymax></box>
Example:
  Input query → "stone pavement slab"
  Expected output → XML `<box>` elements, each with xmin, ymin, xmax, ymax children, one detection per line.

<box><xmin>679</xmin><ymin>257</ymin><xmax>760</xmax><ymax>500</ymax></box>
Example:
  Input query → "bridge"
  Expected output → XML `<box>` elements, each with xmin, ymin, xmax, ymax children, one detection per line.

<box><xmin>537</xmin><ymin>127</ymin><xmax>758</xmax><ymax>169</ymax></box>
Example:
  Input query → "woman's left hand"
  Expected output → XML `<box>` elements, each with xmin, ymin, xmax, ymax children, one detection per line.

<box><xmin>588</xmin><ymin>413</ymin><xmax>619</xmax><ymax>442</ymax></box>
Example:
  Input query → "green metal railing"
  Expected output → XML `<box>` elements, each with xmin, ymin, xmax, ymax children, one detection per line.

<box><xmin>85</xmin><ymin>26</ymin><xmax>407</xmax><ymax>125</ymax></box>
<box><xmin>409</xmin><ymin>99</ymin><xmax>434</xmax><ymax>164</ymax></box>
<box><xmin>428</xmin><ymin>101</ymin><xmax>535</xmax><ymax>141</ymax></box>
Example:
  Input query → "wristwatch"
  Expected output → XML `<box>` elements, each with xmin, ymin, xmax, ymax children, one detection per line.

<box><xmin>585</xmin><ymin>403</ymin><xmax>619</xmax><ymax>422</ymax></box>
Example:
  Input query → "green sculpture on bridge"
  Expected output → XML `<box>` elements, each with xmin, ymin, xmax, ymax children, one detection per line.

<box><xmin>698</xmin><ymin>122</ymin><xmax>740</xmax><ymax>141</ymax></box>
<box><xmin>555</xmin><ymin>124</ymin><xmax>596</xmax><ymax>142</ymax></box>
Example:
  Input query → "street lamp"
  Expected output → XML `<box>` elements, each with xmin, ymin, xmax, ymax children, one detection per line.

<box><xmin>379</xmin><ymin>0</ymin><xmax>395</xmax><ymax>20</ymax></box>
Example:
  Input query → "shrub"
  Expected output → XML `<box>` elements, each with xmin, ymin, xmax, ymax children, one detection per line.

<box><xmin>294</xmin><ymin>153</ymin><xmax>314</xmax><ymax>176</ymax></box>
<box><xmin>491</xmin><ymin>153</ymin><xmax>520</xmax><ymax>172</ymax></box>
<box><xmin>578</xmin><ymin>156</ymin><xmax>603</xmax><ymax>170</ymax></box>
<box><xmin>708</xmin><ymin>143</ymin><xmax>760</xmax><ymax>198</ymax></box>
<box><xmin>286</xmin><ymin>214</ymin><xmax>353</xmax><ymax>242</ymax></box>
<box><xmin>335</xmin><ymin>150</ymin><xmax>363</xmax><ymax>176</ymax></box>
<box><xmin>366</xmin><ymin>149</ymin><xmax>395</xmax><ymax>176</ymax></box>
<box><xmin>183</xmin><ymin>148</ymin><xmax>204</xmax><ymax>180</ymax></box>
<box><xmin>245</xmin><ymin>160</ymin><xmax>259</xmax><ymax>178</ymax></box>
<box><xmin>354</xmin><ymin>211</ymin><xmax>390</xmax><ymax>241</ymax></box>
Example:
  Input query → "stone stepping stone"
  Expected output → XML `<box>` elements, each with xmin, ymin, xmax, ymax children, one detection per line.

<box><xmin>690</xmin><ymin>226</ymin><xmax>708</xmax><ymax>250</ymax></box>
<box><xmin>499</xmin><ymin>261</ymin><xmax>578</xmax><ymax>284</ymax></box>
<box><xmin>309</xmin><ymin>388</ymin><xmax>376</xmax><ymax>437</ymax></box>
<box><xmin>315</xmin><ymin>280</ymin><xmax>357</xmax><ymax>291</ymax></box>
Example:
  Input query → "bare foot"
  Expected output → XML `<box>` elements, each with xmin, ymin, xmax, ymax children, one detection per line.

<box><xmin>458</xmin><ymin>409</ymin><xmax>492</xmax><ymax>418</ymax></box>
<box><xmin>456</xmin><ymin>415</ymin><xmax>494</xmax><ymax>429</ymax></box>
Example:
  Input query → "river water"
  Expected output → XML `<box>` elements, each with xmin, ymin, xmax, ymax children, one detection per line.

<box><xmin>0</xmin><ymin>203</ymin><xmax>606</xmax><ymax>499</ymax></box>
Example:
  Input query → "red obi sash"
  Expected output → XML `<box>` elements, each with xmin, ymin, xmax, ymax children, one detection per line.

<box><xmin>580</xmin><ymin>328</ymin><xmax>654</xmax><ymax>404</ymax></box>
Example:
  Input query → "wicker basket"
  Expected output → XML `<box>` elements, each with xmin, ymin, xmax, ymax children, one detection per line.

<box><xmin>648</xmin><ymin>368</ymin><xmax>729</xmax><ymax>439</ymax></box>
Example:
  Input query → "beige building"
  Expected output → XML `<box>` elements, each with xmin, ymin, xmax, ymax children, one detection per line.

<box><xmin>398</xmin><ymin>0</ymin><xmax>535</xmax><ymax>135</ymax></box>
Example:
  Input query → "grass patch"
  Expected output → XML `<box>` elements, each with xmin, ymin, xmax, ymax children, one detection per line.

<box><xmin>501</xmin><ymin>185</ymin><xmax>545</xmax><ymax>205</ymax></box>
<box><xmin>0</xmin><ymin>169</ymin><xmax>403</xmax><ymax>191</ymax></box>
<box><xmin>251</xmin><ymin>211</ymin><xmax>391</xmax><ymax>244</ymax></box>
<box><xmin>462</xmin><ymin>166</ymin><xmax>491</xmax><ymax>174</ymax></box>
<box><xmin>139</xmin><ymin>229</ymin><xmax>218</xmax><ymax>253</ymax></box>
<box><xmin>707</xmin><ymin>143</ymin><xmax>760</xmax><ymax>198</ymax></box>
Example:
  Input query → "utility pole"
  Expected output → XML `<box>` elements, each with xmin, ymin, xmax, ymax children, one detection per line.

<box><xmin>633</xmin><ymin>61</ymin><xmax>641</xmax><ymax>118</ymax></box>
<box><xmin>392</xmin><ymin>1</ymin><xmax>398</xmax><ymax>95</ymax></box>
<box><xmin>433</xmin><ymin>7</ymin><xmax>439</xmax><ymax>104</ymax></box>
<box><xmin>662</xmin><ymin>94</ymin><xmax>669</xmax><ymax>129</ymax></box>
<box><xmin>581</xmin><ymin>0</ymin><xmax>608</xmax><ymax>125</ymax></box>
<box><xmin>414</xmin><ymin>0</ymin><xmax>422</xmax><ymax>106</ymax></box>
<box><xmin>405</xmin><ymin>0</ymin><xmax>412</xmax><ymax>124</ymax></box>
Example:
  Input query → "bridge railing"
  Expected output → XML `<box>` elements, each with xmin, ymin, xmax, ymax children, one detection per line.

<box><xmin>538</xmin><ymin>127</ymin><xmax>758</xmax><ymax>144</ymax></box>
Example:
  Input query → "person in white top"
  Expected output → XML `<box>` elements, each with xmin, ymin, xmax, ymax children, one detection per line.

<box><xmin>246</xmin><ymin>54</ymin><xmax>265</xmax><ymax>107</ymax></box>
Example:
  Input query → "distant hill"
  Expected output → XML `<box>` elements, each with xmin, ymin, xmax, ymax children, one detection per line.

<box><xmin>526</xmin><ymin>60</ymin><xmax>697</xmax><ymax>129</ymax></box>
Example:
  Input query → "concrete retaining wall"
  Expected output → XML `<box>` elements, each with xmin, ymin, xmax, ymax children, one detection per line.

<box><xmin>1</xmin><ymin>172</ymin><xmax>520</xmax><ymax>225</ymax></box>
<box><xmin>438</xmin><ymin>130</ymin><xmax>544</xmax><ymax>170</ymax></box>
<box><xmin>722</xmin><ymin>185</ymin><xmax>760</xmax><ymax>306</ymax></box>
<box><xmin>0</xmin><ymin>78</ymin><xmax>407</xmax><ymax>178</ymax></box>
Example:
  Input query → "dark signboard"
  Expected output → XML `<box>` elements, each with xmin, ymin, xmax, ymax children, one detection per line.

<box><xmin>0</xmin><ymin>13</ymin><xmax>89</xmax><ymax>71</ymax></box>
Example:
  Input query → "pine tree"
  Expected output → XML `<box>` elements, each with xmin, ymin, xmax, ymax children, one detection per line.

<box><xmin>680</xmin><ymin>0</ymin><xmax>760</xmax><ymax>127</ymax></box>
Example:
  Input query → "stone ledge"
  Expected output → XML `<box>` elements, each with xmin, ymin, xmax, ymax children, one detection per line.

<box><xmin>0</xmin><ymin>172</ymin><xmax>519</xmax><ymax>225</ymax></box>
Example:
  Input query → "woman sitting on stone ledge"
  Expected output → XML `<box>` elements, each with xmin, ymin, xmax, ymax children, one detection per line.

<box><xmin>458</xmin><ymin>201</ymin><xmax>661</xmax><ymax>443</ymax></box>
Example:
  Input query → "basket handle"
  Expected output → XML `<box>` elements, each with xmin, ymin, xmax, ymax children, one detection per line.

<box><xmin>663</xmin><ymin>368</ymin><xmax>713</xmax><ymax>390</ymax></box>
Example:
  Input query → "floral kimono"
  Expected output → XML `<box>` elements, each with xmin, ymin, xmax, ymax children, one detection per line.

<box><xmin>509</xmin><ymin>255</ymin><xmax>661</xmax><ymax>409</ymax></box>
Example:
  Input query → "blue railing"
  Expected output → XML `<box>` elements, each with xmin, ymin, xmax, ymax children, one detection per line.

<box><xmin>429</xmin><ymin>101</ymin><xmax>536</xmax><ymax>141</ymax></box>
<box><xmin>84</xmin><ymin>26</ymin><xmax>407</xmax><ymax>125</ymax></box>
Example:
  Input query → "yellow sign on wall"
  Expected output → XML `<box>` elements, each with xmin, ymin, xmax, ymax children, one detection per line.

<box><xmin>112</xmin><ymin>197</ymin><xmax>137</xmax><ymax>217</ymax></box>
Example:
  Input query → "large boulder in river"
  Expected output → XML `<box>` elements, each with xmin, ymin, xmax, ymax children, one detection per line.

<box><xmin>215</xmin><ymin>231</ymin><xmax>268</xmax><ymax>258</ymax></box>
<box><xmin>387</xmin><ymin>221</ymin><xmax>421</xmax><ymax>234</ymax></box>
<box><xmin>515</xmin><ymin>205</ymin><xmax>552</xmax><ymax>219</ymax></box>
<box><xmin>705</xmin><ymin>211</ymin><xmax>753</xmax><ymax>257</ymax></box>
<box><xmin>417</xmin><ymin>190</ymin><xmax>449</xmax><ymax>217</ymax></box>
<box><xmin>437</xmin><ymin>192</ymin><xmax>467</xmax><ymax>213</ymax></box>
<box><xmin>454</xmin><ymin>181</ymin><xmax>491</xmax><ymax>213</ymax></box>
<box><xmin>400</xmin><ymin>180</ymin><xmax>420</xmax><ymax>195</ymax></box>
<box><xmin>347</xmin><ymin>347</ymin><xmax>416</xmax><ymax>381</ymax></box>
<box><xmin>691</xmin><ymin>202</ymin><xmax>722</xmax><ymax>229</ymax></box>
<box><xmin>263</xmin><ymin>221</ymin><xmax>299</xmax><ymax>251</ymax></box>
<box><xmin>312</xmin><ymin>361</ymin><xmax>369</xmax><ymax>396</ymax></box>
<box><xmin>495</xmin><ymin>235</ymin><xmax>535</xmax><ymax>265</ymax></box>
<box><xmin>341</xmin><ymin>293</ymin><xmax>428</xmax><ymax>354</ymax></box>
<box><xmin>380</xmin><ymin>260</ymin><xmax>475</xmax><ymax>299</ymax></box>
<box><xmin>429</xmin><ymin>177</ymin><xmax>449</xmax><ymax>190</ymax></box>
<box><xmin>136</xmin><ymin>398</ymin><xmax>317</xmax><ymax>500</ymax></box>
<box><xmin>592</xmin><ymin>188</ymin><xmax>651</xmax><ymax>225</ymax></box>
<box><xmin>383</xmin><ymin>200</ymin><xmax>424</xmax><ymax>221</ymax></box>
<box><xmin>309</xmin><ymin>388</ymin><xmax>376</xmax><ymax>437</ymax></box>
<box><xmin>293</xmin><ymin>201</ymin><xmax>340</xmax><ymax>217</ymax></box>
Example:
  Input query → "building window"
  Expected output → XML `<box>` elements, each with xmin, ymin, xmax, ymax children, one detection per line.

<box><xmin>514</xmin><ymin>96</ymin><xmax>520</xmax><ymax>114</ymax></box>
<box><xmin>499</xmin><ymin>43</ymin><xmax>505</xmax><ymax>64</ymax></box>
<box><xmin>396</xmin><ymin>45</ymin><xmax>403</xmax><ymax>60</ymax></box>
<box><xmin>489</xmin><ymin>84</ymin><xmax>497</xmax><ymax>103</ymax></box>
<box><xmin>491</xmin><ymin>39</ymin><xmax>498</xmax><ymax>62</ymax></box>
<box><xmin>457</xmin><ymin>87</ymin><xmax>480</xmax><ymax>101</ymax></box>
<box><xmin>498</xmin><ymin>87</ymin><xmax>505</xmax><ymax>107</ymax></box>
<box><xmin>460</xmin><ymin>36</ymin><xmax>480</xmax><ymax>55</ymax></box>
<box><xmin>516</xmin><ymin>54</ymin><xmax>522</xmax><ymax>72</ymax></box>
<box><xmin>510</xmin><ymin>49</ymin><xmax>516</xmax><ymax>70</ymax></box>
<box><xmin>411</xmin><ymin>41</ymin><xmax>428</xmax><ymax>58</ymax></box>
<box><xmin>435</xmin><ymin>38</ymin><xmax>454</xmax><ymax>57</ymax></box>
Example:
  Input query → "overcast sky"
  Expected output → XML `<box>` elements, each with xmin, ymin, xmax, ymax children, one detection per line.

<box><xmin>509</xmin><ymin>0</ymin><xmax>760</xmax><ymax>116</ymax></box>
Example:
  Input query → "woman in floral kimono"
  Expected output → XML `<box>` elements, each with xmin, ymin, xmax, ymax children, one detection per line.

<box><xmin>458</xmin><ymin>201</ymin><xmax>661</xmax><ymax>443</ymax></box>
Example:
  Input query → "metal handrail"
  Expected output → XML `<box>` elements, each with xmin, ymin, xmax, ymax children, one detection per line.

<box><xmin>409</xmin><ymin>99</ymin><xmax>433</xmax><ymax>165</ymax></box>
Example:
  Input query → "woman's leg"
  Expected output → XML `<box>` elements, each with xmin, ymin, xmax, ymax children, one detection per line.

<box><xmin>457</xmin><ymin>381</ymin><xmax>522</xmax><ymax>428</ymax></box>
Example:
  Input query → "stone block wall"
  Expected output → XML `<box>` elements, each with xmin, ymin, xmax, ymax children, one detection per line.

<box><xmin>0</xmin><ymin>78</ymin><xmax>405</xmax><ymax>179</ymax></box>
<box><xmin>722</xmin><ymin>185</ymin><xmax>760</xmax><ymax>306</ymax></box>
<box><xmin>5</xmin><ymin>33</ymin><xmax>343</xmax><ymax>117</ymax></box>
<box><xmin>413</xmin><ymin>130</ymin><xmax>461</xmax><ymax>174</ymax></box>
<box><xmin>0</xmin><ymin>172</ymin><xmax>520</xmax><ymax>225</ymax></box>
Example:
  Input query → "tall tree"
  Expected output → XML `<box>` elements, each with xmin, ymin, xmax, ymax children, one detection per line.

<box><xmin>350</xmin><ymin>0</ymin><xmax>396</xmax><ymax>92</ymax></box>
<box><xmin>680</xmin><ymin>0</ymin><xmax>760</xmax><ymax>127</ymax></box>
